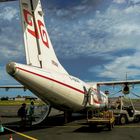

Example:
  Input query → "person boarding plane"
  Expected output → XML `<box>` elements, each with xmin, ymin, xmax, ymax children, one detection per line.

<box><xmin>1</xmin><ymin>0</ymin><xmax>140</xmax><ymax>123</ymax></box>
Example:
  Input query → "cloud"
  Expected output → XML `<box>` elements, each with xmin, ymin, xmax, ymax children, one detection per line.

<box><xmin>0</xmin><ymin>25</ymin><xmax>25</xmax><ymax>64</ymax></box>
<box><xmin>113</xmin><ymin>24</ymin><xmax>140</xmax><ymax>36</ymax></box>
<box><xmin>47</xmin><ymin>2</ymin><xmax>140</xmax><ymax>60</ymax></box>
<box><xmin>0</xmin><ymin>6</ymin><xmax>18</xmax><ymax>21</ymax></box>
<box><xmin>0</xmin><ymin>66</ymin><xmax>18</xmax><ymax>85</ymax></box>
<box><xmin>89</xmin><ymin>52</ymin><xmax>140</xmax><ymax>80</ymax></box>
<box><xmin>113</xmin><ymin>0</ymin><xmax>126</xmax><ymax>4</ymax></box>
<box><xmin>0</xmin><ymin>2</ymin><xmax>25</xmax><ymax>66</ymax></box>
<box><xmin>43</xmin><ymin>1</ymin><xmax>140</xmax><ymax>82</ymax></box>
<box><xmin>0</xmin><ymin>0</ymin><xmax>140</xmax><ymax>83</ymax></box>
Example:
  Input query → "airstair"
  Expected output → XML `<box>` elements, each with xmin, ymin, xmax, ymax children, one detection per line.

<box><xmin>28</xmin><ymin>104</ymin><xmax>51</xmax><ymax>126</ymax></box>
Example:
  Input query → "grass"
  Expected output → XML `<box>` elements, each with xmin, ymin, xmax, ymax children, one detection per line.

<box><xmin>0</xmin><ymin>99</ymin><xmax>139</xmax><ymax>106</ymax></box>
<box><xmin>0</xmin><ymin>100</ymin><xmax>45</xmax><ymax>106</ymax></box>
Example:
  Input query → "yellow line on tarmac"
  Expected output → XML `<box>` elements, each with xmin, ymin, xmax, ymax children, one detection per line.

<box><xmin>4</xmin><ymin>127</ymin><xmax>38</xmax><ymax>140</ymax></box>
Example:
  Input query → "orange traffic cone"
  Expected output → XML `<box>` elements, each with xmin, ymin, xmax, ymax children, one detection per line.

<box><xmin>9</xmin><ymin>134</ymin><xmax>13</xmax><ymax>140</ymax></box>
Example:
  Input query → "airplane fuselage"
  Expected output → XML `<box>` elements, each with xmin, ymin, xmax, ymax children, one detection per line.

<box><xmin>6</xmin><ymin>62</ymin><xmax>108</xmax><ymax>112</ymax></box>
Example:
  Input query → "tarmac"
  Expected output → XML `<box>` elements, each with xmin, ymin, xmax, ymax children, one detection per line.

<box><xmin>0</xmin><ymin>106</ymin><xmax>140</xmax><ymax>140</ymax></box>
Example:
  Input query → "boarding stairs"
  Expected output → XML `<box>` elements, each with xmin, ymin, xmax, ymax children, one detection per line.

<box><xmin>27</xmin><ymin>104</ymin><xmax>51</xmax><ymax>126</ymax></box>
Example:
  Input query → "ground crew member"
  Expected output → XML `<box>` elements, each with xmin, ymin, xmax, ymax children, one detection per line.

<box><xmin>28</xmin><ymin>101</ymin><xmax>35</xmax><ymax>126</ymax></box>
<box><xmin>17</xmin><ymin>103</ymin><xmax>27</xmax><ymax>127</ymax></box>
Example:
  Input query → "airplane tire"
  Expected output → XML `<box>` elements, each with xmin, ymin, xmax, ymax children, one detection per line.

<box><xmin>119</xmin><ymin>115</ymin><xmax>127</xmax><ymax>125</ymax></box>
<box><xmin>112</xmin><ymin>122</ymin><xmax>114</xmax><ymax>128</ymax></box>
<box><xmin>107</xmin><ymin>123</ymin><xmax>112</xmax><ymax>131</ymax></box>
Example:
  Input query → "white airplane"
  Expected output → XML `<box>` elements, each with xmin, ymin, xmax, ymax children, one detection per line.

<box><xmin>1</xmin><ymin>0</ymin><xmax>140</xmax><ymax>122</ymax></box>
<box><xmin>5</xmin><ymin>0</ymin><xmax>108</xmax><ymax>114</ymax></box>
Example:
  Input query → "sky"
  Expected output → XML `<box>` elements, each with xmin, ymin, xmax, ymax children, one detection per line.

<box><xmin>0</xmin><ymin>0</ymin><xmax>140</xmax><ymax>97</ymax></box>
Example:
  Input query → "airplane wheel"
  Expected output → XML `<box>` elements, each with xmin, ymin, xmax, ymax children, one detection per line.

<box><xmin>112</xmin><ymin>122</ymin><xmax>114</xmax><ymax>128</ymax></box>
<box><xmin>107</xmin><ymin>124</ymin><xmax>112</xmax><ymax>131</ymax></box>
<box><xmin>120</xmin><ymin>115</ymin><xmax>127</xmax><ymax>125</ymax></box>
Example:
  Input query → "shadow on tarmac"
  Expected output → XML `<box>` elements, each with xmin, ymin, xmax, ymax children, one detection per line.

<box><xmin>0</xmin><ymin>113</ymin><xmax>87</xmax><ymax>136</ymax></box>
<box><xmin>74</xmin><ymin>125</ymin><xmax>112</xmax><ymax>133</ymax></box>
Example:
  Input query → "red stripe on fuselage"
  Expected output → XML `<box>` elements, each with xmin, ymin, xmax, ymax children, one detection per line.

<box><xmin>93</xmin><ymin>99</ymin><xmax>100</xmax><ymax>104</ymax></box>
<box><xmin>16</xmin><ymin>67</ymin><xmax>85</xmax><ymax>94</ymax></box>
<box><xmin>16</xmin><ymin>67</ymin><xmax>101</xmax><ymax>104</ymax></box>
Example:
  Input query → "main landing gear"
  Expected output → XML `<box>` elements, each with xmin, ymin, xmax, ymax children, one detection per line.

<box><xmin>64</xmin><ymin>111</ymin><xmax>72</xmax><ymax>123</ymax></box>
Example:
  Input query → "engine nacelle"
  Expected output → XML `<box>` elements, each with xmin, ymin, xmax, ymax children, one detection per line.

<box><xmin>122</xmin><ymin>84</ymin><xmax>130</xmax><ymax>94</ymax></box>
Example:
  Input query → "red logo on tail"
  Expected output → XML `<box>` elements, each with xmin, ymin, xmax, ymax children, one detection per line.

<box><xmin>38</xmin><ymin>20</ymin><xmax>49</xmax><ymax>48</ymax></box>
<box><xmin>23</xmin><ymin>9</ymin><xmax>49</xmax><ymax>48</ymax></box>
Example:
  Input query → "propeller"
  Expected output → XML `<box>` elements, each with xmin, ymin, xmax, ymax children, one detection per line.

<box><xmin>122</xmin><ymin>83</ymin><xmax>130</xmax><ymax>94</ymax></box>
<box><xmin>108</xmin><ymin>84</ymin><xmax>140</xmax><ymax>98</ymax></box>
<box><xmin>108</xmin><ymin>84</ymin><xmax>131</xmax><ymax>96</ymax></box>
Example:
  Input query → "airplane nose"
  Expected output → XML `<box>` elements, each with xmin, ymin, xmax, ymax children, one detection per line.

<box><xmin>6</xmin><ymin>62</ymin><xmax>16</xmax><ymax>76</ymax></box>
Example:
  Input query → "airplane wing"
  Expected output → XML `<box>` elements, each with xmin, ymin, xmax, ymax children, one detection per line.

<box><xmin>0</xmin><ymin>85</ymin><xmax>27</xmax><ymax>91</ymax></box>
<box><xmin>88</xmin><ymin>80</ymin><xmax>140</xmax><ymax>95</ymax></box>
<box><xmin>96</xmin><ymin>80</ymin><xmax>140</xmax><ymax>86</ymax></box>
<box><xmin>95</xmin><ymin>80</ymin><xmax>140</xmax><ymax>95</ymax></box>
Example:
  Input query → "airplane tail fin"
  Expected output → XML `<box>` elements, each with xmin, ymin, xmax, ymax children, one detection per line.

<box><xmin>19</xmin><ymin>0</ymin><xmax>68</xmax><ymax>74</ymax></box>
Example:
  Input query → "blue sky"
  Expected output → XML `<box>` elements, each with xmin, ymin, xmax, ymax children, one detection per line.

<box><xmin>0</xmin><ymin>0</ymin><xmax>140</xmax><ymax>97</ymax></box>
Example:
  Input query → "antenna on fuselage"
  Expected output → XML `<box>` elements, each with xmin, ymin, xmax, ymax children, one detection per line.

<box><xmin>126</xmin><ymin>72</ymin><xmax>128</xmax><ymax>81</ymax></box>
